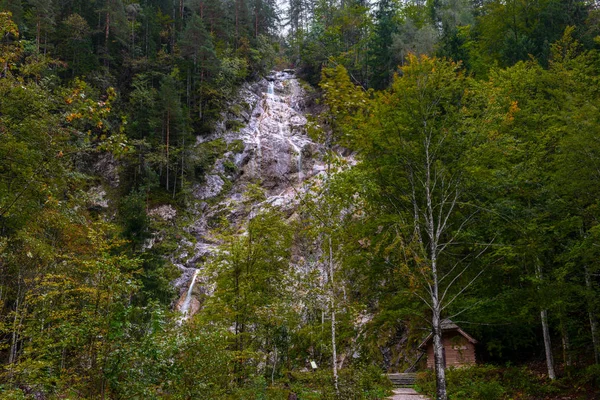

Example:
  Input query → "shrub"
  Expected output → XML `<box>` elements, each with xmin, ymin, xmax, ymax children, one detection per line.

<box><xmin>415</xmin><ymin>364</ymin><xmax>579</xmax><ymax>400</ymax></box>
<box><xmin>287</xmin><ymin>364</ymin><xmax>391</xmax><ymax>400</ymax></box>
<box><xmin>576</xmin><ymin>364</ymin><xmax>600</xmax><ymax>390</ymax></box>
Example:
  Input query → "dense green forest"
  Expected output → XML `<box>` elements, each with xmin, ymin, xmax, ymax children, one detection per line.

<box><xmin>2</xmin><ymin>0</ymin><xmax>600</xmax><ymax>399</ymax></box>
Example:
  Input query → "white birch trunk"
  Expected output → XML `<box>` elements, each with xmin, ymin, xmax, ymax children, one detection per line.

<box><xmin>329</xmin><ymin>233</ymin><xmax>339</xmax><ymax>393</ymax></box>
<box><xmin>535</xmin><ymin>262</ymin><xmax>556</xmax><ymax>380</ymax></box>
<box><xmin>431</xmin><ymin>258</ymin><xmax>447</xmax><ymax>400</ymax></box>
<box><xmin>431</xmin><ymin>303</ymin><xmax>447</xmax><ymax>400</ymax></box>
<box><xmin>424</xmin><ymin>133</ymin><xmax>448</xmax><ymax>400</ymax></box>
<box><xmin>540</xmin><ymin>308</ymin><xmax>556</xmax><ymax>379</ymax></box>
<box><xmin>8</xmin><ymin>278</ymin><xmax>22</xmax><ymax>367</ymax></box>
<box><xmin>324</xmin><ymin>136</ymin><xmax>339</xmax><ymax>394</ymax></box>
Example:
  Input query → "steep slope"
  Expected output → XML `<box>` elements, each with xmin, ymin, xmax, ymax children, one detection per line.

<box><xmin>172</xmin><ymin>71</ymin><xmax>325</xmax><ymax>318</ymax></box>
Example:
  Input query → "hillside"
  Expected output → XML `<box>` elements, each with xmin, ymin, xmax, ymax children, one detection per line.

<box><xmin>2</xmin><ymin>1</ymin><xmax>600</xmax><ymax>399</ymax></box>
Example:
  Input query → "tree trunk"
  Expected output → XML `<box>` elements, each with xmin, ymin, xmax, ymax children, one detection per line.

<box><xmin>36</xmin><ymin>20</ymin><xmax>41</xmax><ymax>53</ymax></box>
<box><xmin>172</xmin><ymin>165</ymin><xmax>177</xmax><ymax>198</ymax></box>
<box><xmin>271</xmin><ymin>346</ymin><xmax>277</xmax><ymax>384</ymax></box>
<box><xmin>235</xmin><ymin>0</ymin><xmax>239</xmax><ymax>46</ymax></box>
<box><xmin>104</xmin><ymin>1</ymin><xmax>110</xmax><ymax>68</ymax></box>
<box><xmin>105</xmin><ymin>8</ymin><xmax>110</xmax><ymax>44</ymax></box>
<box><xmin>585</xmin><ymin>265</ymin><xmax>600</xmax><ymax>364</ymax></box>
<box><xmin>199</xmin><ymin>67</ymin><xmax>204</xmax><ymax>120</ymax></box>
<box><xmin>8</xmin><ymin>276</ymin><xmax>23</xmax><ymax>368</ymax></box>
<box><xmin>329</xmin><ymin>236</ymin><xmax>339</xmax><ymax>394</ymax></box>
<box><xmin>254</xmin><ymin>0</ymin><xmax>258</xmax><ymax>38</ymax></box>
<box><xmin>536</xmin><ymin>262</ymin><xmax>556</xmax><ymax>380</ymax></box>
<box><xmin>540</xmin><ymin>308</ymin><xmax>556</xmax><ymax>379</ymax></box>
<box><xmin>431</xmin><ymin>252</ymin><xmax>447</xmax><ymax>400</ymax></box>
<box><xmin>432</xmin><ymin>309</ymin><xmax>447</xmax><ymax>400</ymax></box>
<box><xmin>560</xmin><ymin>320</ymin><xmax>572</xmax><ymax>368</ymax></box>
<box><xmin>186</xmin><ymin>67</ymin><xmax>191</xmax><ymax>111</ymax></box>
<box><xmin>166</xmin><ymin>110</ymin><xmax>170</xmax><ymax>191</ymax></box>
<box><xmin>181</xmin><ymin>137</ymin><xmax>185</xmax><ymax>190</ymax></box>
<box><xmin>424</xmin><ymin>130</ymin><xmax>447</xmax><ymax>400</ymax></box>
<box><xmin>8</xmin><ymin>297</ymin><xmax>20</xmax><ymax>365</ymax></box>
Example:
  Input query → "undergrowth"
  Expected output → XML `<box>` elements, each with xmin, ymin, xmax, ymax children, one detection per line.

<box><xmin>415</xmin><ymin>364</ymin><xmax>600</xmax><ymax>400</ymax></box>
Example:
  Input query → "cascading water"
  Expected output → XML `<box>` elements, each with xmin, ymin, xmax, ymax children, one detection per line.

<box><xmin>179</xmin><ymin>269</ymin><xmax>199</xmax><ymax>321</ymax></box>
<box><xmin>297</xmin><ymin>148</ymin><xmax>303</xmax><ymax>184</ymax></box>
<box><xmin>175</xmin><ymin>70</ymin><xmax>319</xmax><ymax>320</ymax></box>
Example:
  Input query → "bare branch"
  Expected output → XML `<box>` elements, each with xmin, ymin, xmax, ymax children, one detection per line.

<box><xmin>436</xmin><ymin>210</ymin><xmax>478</xmax><ymax>256</ymax></box>
<box><xmin>441</xmin><ymin>264</ymin><xmax>490</xmax><ymax>312</ymax></box>
<box><xmin>436</xmin><ymin>188</ymin><xmax>460</xmax><ymax>244</ymax></box>
<box><xmin>447</xmin><ymin>295</ymin><xmax>501</xmax><ymax>320</ymax></box>
<box><xmin>415</xmin><ymin>291</ymin><xmax>434</xmax><ymax>311</ymax></box>
<box><xmin>440</xmin><ymin>240</ymin><xmax>493</xmax><ymax>304</ymax></box>
<box><xmin>439</xmin><ymin>252</ymin><xmax>472</xmax><ymax>283</ymax></box>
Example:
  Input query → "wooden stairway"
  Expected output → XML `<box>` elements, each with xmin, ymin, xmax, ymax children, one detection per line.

<box><xmin>387</xmin><ymin>373</ymin><xmax>417</xmax><ymax>387</ymax></box>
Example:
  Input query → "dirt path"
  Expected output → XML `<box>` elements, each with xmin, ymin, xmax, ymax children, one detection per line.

<box><xmin>387</xmin><ymin>388</ymin><xmax>430</xmax><ymax>400</ymax></box>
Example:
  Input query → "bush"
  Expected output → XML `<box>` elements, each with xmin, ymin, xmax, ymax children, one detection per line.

<box><xmin>415</xmin><ymin>364</ymin><xmax>579</xmax><ymax>400</ymax></box>
<box><xmin>576</xmin><ymin>364</ymin><xmax>600</xmax><ymax>390</ymax></box>
<box><xmin>287</xmin><ymin>364</ymin><xmax>391</xmax><ymax>399</ymax></box>
<box><xmin>194</xmin><ymin>138</ymin><xmax>228</xmax><ymax>178</ymax></box>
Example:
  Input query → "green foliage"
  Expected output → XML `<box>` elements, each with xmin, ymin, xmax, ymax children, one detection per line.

<box><xmin>577</xmin><ymin>364</ymin><xmax>600</xmax><ymax>389</ymax></box>
<box><xmin>5</xmin><ymin>1</ymin><xmax>600</xmax><ymax>398</ymax></box>
<box><xmin>415</xmin><ymin>364</ymin><xmax>590</xmax><ymax>400</ymax></box>
<box><xmin>106</xmin><ymin>319</ymin><xmax>233</xmax><ymax>399</ymax></box>
<box><xmin>1</xmin><ymin>220</ymin><xmax>142</xmax><ymax>396</ymax></box>
<box><xmin>193</xmin><ymin>138</ymin><xmax>229</xmax><ymax>179</ymax></box>
<box><xmin>119</xmin><ymin>189</ymin><xmax>150</xmax><ymax>249</ymax></box>
<box><xmin>287</xmin><ymin>365</ymin><xmax>392</xmax><ymax>399</ymax></box>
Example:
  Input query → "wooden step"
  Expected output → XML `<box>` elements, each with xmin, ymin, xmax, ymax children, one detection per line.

<box><xmin>387</xmin><ymin>373</ymin><xmax>417</xmax><ymax>387</ymax></box>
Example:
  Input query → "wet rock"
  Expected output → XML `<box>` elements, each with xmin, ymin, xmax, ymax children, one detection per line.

<box><xmin>174</xmin><ymin>70</ymin><xmax>332</xmax><ymax>320</ymax></box>
<box><xmin>172</xmin><ymin>264</ymin><xmax>198</xmax><ymax>293</ymax></box>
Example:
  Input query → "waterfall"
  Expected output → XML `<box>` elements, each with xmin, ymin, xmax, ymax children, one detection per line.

<box><xmin>297</xmin><ymin>147</ymin><xmax>303</xmax><ymax>184</ymax></box>
<box><xmin>174</xmin><ymin>70</ymin><xmax>315</xmax><ymax>321</ymax></box>
<box><xmin>179</xmin><ymin>269</ymin><xmax>199</xmax><ymax>320</ymax></box>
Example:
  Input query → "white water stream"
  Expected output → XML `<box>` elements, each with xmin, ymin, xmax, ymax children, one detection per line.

<box><xmin>178</xmin><ymin>269</ymin><xmax>199</xmax><ymax>321</ymax></box>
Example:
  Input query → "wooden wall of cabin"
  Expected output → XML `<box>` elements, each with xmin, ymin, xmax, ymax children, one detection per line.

<box><xmin>425</xmin><ymin>332</ymin><xmax>476</xmax><ymax>369</ymax></box>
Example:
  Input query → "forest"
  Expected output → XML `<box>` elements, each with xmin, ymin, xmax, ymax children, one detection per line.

<box><xmin>1</xmin><ymin>0</ymin><xmax>600</xmax><ymax>399</ymax></box>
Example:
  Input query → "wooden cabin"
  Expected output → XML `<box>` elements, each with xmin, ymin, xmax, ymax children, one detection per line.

<box><xmin>418</xmin><ymin>319</ymin><xmax>477</xmax><ymax>369</ymax></box>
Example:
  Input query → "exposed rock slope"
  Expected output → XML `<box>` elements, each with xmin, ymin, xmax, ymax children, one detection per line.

<box><xmin>173</xmin><ymin>71</ymin><xmax>325</xmax><ymax>318</ymax></box>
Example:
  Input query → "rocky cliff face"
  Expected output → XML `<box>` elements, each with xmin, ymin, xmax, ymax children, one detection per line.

<box><xmin>172</xmin><ymin>71</ymin><xmax>325</xmax><ymax>318</ymax></box>
<box><xmin>167</xmin><ymin>71</ymin><xmax>413</xmax><ymax>372</ymax></box>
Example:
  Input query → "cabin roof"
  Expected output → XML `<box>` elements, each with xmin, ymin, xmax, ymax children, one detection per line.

<box><xmin>418</xmin><ymin>319</ymin><xmax>478</xmax><ymax>350</ymax></box>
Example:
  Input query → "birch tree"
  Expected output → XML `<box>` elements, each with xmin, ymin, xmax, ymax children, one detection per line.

<box><xmin>320</xmin><ymin>57</ymin><xmax>499</xmax><ymax>400</ymax></box>
<box><xmin>372</xmin><ymin>56</ymin><xmax>478</xmax><ymax>400</ymax></box>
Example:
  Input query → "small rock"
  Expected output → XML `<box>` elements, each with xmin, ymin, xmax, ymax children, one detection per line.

<box><xmin>87</xmin><ymin>186</ymin><xmax>109</xmax><ymax>210</ymax></box>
